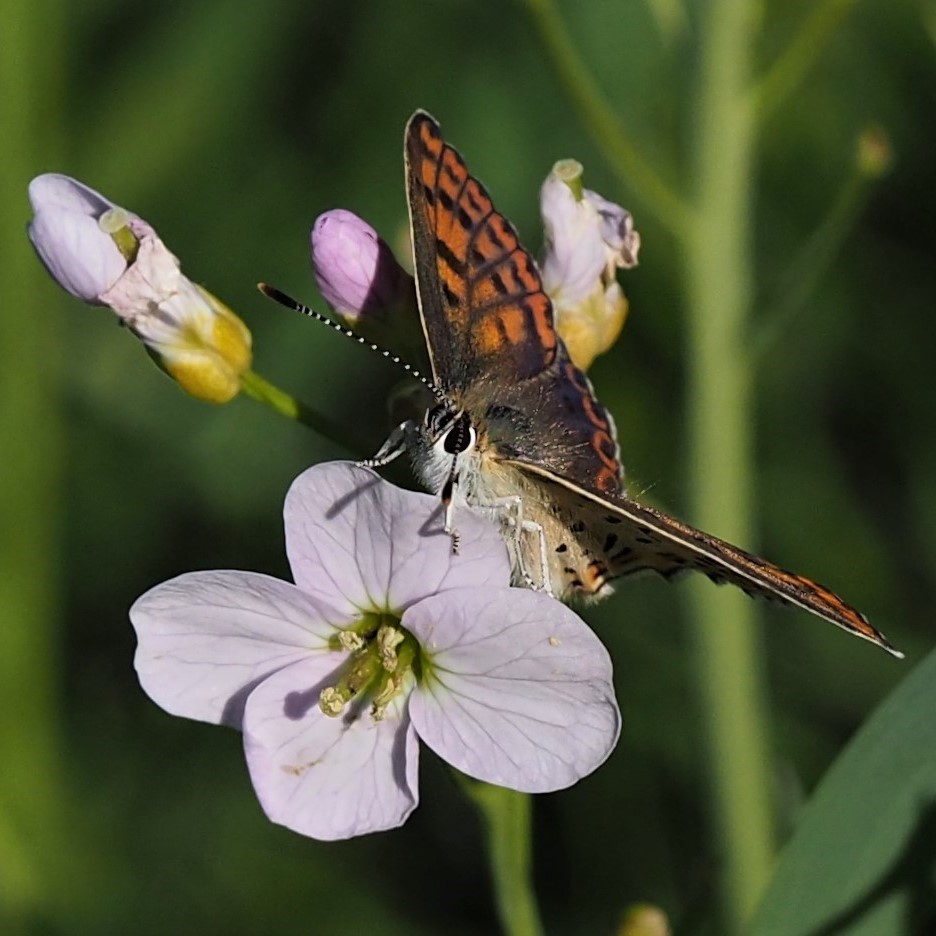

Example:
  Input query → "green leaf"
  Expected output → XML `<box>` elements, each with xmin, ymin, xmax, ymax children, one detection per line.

<box><xmin>752</xmin><ymin>648</ymin><xmax>936</xmax><ymax>935</ymax></box>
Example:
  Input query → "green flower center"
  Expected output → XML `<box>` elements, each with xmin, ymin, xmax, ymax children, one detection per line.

<box><xmin>320</xmin><ymin>614</ymin><xmax>421</xmax><ymax>721</ymax></box>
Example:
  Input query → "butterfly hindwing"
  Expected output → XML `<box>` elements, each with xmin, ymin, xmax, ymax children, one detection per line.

<box><xmin>511</xmin><ymin>460</ymin><xmax>901</xmax><ymax>655</ymax></box>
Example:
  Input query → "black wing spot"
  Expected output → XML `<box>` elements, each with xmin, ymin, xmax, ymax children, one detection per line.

<box><xmin>435</xmin><ymin>237</ymin><xmax>466</xmax><ymax>275</ymax></box>
<box><xmin>442</xmin><ymin>283</ymin><xmax>459</xmax><ymax>307</ymax></box>
<box><xmin>438</xmin><ymin>188</ymin><xmax>454</xmax><ymax>212</ymax></box>
<box><xmin>570</xmin><ymin>520</ymin><xmax>586</xmax><ymax>534</ymax></box>
<box><xmin>604</xmin><ymin>514</ymin><xmax>623</xmax><ymax>525</ymax></box>
<box><xmin>555</xmin><ymin>543</ymin><xmax>568</xmax><ymax>553</ymax></box>
<box><xmin>603</xmin><ymin>533</ymin><xmax>619</xmax><ymax>553</ymax></box>
<box><xmin>422</xmin><ymin>183</ymin><xmax>436</xmax><ymax>206</ymax></box>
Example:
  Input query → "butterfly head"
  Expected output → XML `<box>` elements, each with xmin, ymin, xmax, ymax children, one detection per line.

<box><xmin>408</xmin><ymin>401</ymin><xmax>477</xmax><ymax>495</ymax></box>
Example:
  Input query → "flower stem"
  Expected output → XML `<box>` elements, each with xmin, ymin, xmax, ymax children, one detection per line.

<box><xmin>463</xmin><ymin>781</ymin><xmax>544</xmax><ymax>936</ymax></box>
<box><xmin>239</xmin><ymin>369</ymin><xmax>366</xmax><ymax>454</ymax></box>
<box><xmin>683</xmin><ymin>0</ymin><xmax>775</xmax><ymax>930</ymax></box>
<box><xmin>752</xmin><ymin>0</ymin><xmax>862</xmax><ymax>124</ymax></box>
<box><xmin>750</xmin><ymin>167</ymin><xmax>867</xmax><ymax>362</ymax></box>
<box><xmin>523</xmin><ymin>0</ymin><xmax>693</xmax><ymax>238</ymax></box>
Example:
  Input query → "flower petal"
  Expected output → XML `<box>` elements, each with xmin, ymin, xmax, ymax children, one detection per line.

<box><xmin>28</xmin><ymin>202</ymin><xmax>127</xmax><ymax>302</ymax></box>
<box><xmin>585</xmin><ymin>189</ymin><xmax>640</xmax><ymax>269</ymax></box>
<box><xmin>243</xmin><ymin>658</ymin><xmax>419</xmax><ymax>840</ymax></box>
<box><xmin>284</xmin><ymin>462</ymin><xmax>511</xmax><ymax>614</ymax></box>
<box><xmin>131</xmin><ymin>570</ymin><xmax>357</xmax><ymax>728</ymax></box>
<box><xmin>540</xmin><ymin>167</ymin><xmax>608</xmax><ymax>306</ymax></box>
<box><xmin>28</xmin><ymin>173</ymin><xmax>118</xmax><ymax>218</ymax></box>
<box><xmin>406</xmin><ymin>589</ymin><xmax>621</xmax><ymax>792</ymax></box>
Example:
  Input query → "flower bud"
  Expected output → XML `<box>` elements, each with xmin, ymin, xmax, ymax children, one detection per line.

<box><xmin>856</xmin><ymin>126</ymin><xmax>892</xmax><ymax>178</ymax></box>
<box><xmin>27</xmin><ymin>174</ymin><xmax>139</xmax><ymax>303</ymax></box>
<box><xmin>540</xmin><ymin>160</ymin><xmax>640</xmax><ymax>370</ymax></box>
<box><xmin>311</xmin><ymin>209</ymin><xmax>427</xmax><ymax>370</ymax></box>
<box><xmin>618</xmin><ymin>904</ymin><xmax>670</xmax><ymax>936</ymax></box>
<box><xmin>27</xmin><ymin>174</ymin><xmax>252</xmax><ymax>403</ymax></box>
<box><xmin>311</xmin><ymin>209</ymin><xmax>415</xmax><ymax>322</ymax></box>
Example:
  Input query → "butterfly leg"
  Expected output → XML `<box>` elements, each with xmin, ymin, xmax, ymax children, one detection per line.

<box><xmin>484</xmin><ymin>496</ymin><xmax>554</xmax><ymax>598</ymax></box>
<box><xmin>440</xmin><ymin>458</ymin><xmax>461</xmax><ymax>554</ymax></box>
<box><xmin>358</xmin><ymin>420</ymin><xmax>415</xmax><ymax>468</ymax></box>
<box><xmin>524</xmin><ymin>516</ymin><xmax>553</xmax><ymax>598</ymax></box>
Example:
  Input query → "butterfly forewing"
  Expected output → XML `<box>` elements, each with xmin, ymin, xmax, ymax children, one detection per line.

<box><xmin>405</xmin><ymin>111</ymin><xmax>624</xmax><ymax>496</ymax></box>
<box><xmin>406</xmin><ymin>111</ymin><xmax>560</xmax><ymax>388</ymax></box>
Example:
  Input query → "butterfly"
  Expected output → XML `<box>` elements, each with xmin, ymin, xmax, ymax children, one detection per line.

<box><xmin>263</xmin><ymin>111</ymin><xmax>901</xmax><ymax>658</ymax></box>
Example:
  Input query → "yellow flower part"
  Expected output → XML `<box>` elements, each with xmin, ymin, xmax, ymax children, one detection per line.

<box><xmin>617</xmin><ymin>904</ymin><xmax>671</xmax><ymax>936</ymax></box>
<box><xmin>557</xmin><ymin>283</ymin><xmax>630</xmax><ymax>372</ymax></box>
<box><xmin>160</xmin><ymin>292</ymin><xmax>252</xmax><ymax>403</ymax></box>
<box><xmin>96</xmin><ymin>228</ymin><xmax>253</xmax><ymax>403</ymax></box>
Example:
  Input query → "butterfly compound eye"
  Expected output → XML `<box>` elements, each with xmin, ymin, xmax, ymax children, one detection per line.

<box><xmin>425</xmin><ymin>402</ymin><xmax>454</xmax><ymax>436</ymax></box>
<box><xmin>443</xmin><ymin>412</ymin><xmax>476</xmax><ymax>455</ymax></box>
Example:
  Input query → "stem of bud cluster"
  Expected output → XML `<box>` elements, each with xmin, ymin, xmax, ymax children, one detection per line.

<box><xmin>749</xmin><ymin>165</ymin><xmax>869</xmax><ymax>362</ymax></box>
<box><xmin>239</xmin><ymin>369</ymin><xmax>367</xmax><ymax>454</ymax></box>
<box><xmin>461</xmin><ymin>779</ymin><xmax>544</xmax><ymax>936</ymax></box>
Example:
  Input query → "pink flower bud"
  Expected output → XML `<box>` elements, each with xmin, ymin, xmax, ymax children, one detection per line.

<box><xmin>311</xmin><ymin>209</ymin><xmax>413</xmax><ymax>322</ymax></box>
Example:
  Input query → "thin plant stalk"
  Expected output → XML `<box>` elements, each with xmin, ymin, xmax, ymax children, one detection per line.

<box><xmin>240</xmin><ymin>369</ymin><xmax>366</xmax><ymax>455</ymax></box>
<box><xmin>523</xmin><ymin>0</ymin><xmax>693</xmax><ymax>237</ymax></box>
<box><xmin>464</xmin><ymin>781</ymin><xmax>544</xmax><ymax>936</ymax></box>
<box><xmin>683</xmin><ymin>0</ymin><xmax>775</xmax><ymax>929</ymax></box>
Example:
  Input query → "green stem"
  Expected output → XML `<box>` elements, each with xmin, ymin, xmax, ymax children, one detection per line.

<box><xmin>683</xmin><ymin>0</ymin><xmax>774</xmax><ymax>930</ymax></box>
<box><xmin>0</xmin><ymin>0</ymin><xmax>65</xmax><ymax>931</ymax></box>
<box><xmin>239</xmin><ymin>369</ymin><xmax>366</xmax><ymax>455</ymax></box>
<box><xmin>463</xmin><ymin>780</ymin><xmax>544</xmax><ymax>936</ymax></box>
<box><xmin>523</xmin><ymin>0</ymin><xmax>693</xmax><ymax>238</ymax></box>
<box><xmin>750</xmin><ymin>168</ymin><xmax>867</xmax><ymax>362</ymax></box>
<box><xmin>752</xmin><ymin>0</ymin><xmax>862</xmax><ymax>123</ymax></box>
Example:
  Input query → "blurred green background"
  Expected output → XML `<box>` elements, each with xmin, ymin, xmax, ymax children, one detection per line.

<box><xmin>2</xmin><ymin>0</ymin><xmax>935</xmax><ymax>934</ymax></box>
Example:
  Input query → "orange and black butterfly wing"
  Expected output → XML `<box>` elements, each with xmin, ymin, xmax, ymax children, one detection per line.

<box><xmin>405</xmin><ymin>110</ymin><xmax>623</xmax><ymax>495</ymax></box>
<box><xmin>513</xmin><ymin>461</ymin><xmax>903</xmax><ymax>656</ymax></box>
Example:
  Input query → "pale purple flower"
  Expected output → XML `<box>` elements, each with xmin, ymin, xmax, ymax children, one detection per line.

<box><xmin>27</xmin><ymin>173</ymin><xmax>251</xmax><ymax>402</ymax></box>
<box><xmin>27</xmin><ymin>173</ymin><xmax>148</xmax><ymax>303</ymax></box>
<box><xmin>311</xmin><ymin>209</ymin><xmax>414</xmax><ymax>322</ymax></box>
<box><xmin>540</xmin><ymin>160</ymin><xmax>640</xmax><ymax>305</ymax></box>
<box><xmin>540</xmin><ymin>160</ymin><xmax>640</xmax><ymax>370</ymax></box>
<box><xmin>131</xmin><ymin>462</ymin><xmax>620</xmax><ymax>840</ymax></box>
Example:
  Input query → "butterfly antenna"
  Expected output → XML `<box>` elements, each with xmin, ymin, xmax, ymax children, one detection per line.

<box><xmin>257</xmin><ymin>283</ymin><xmax>446</xmax><ymax>401</ymax></box>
